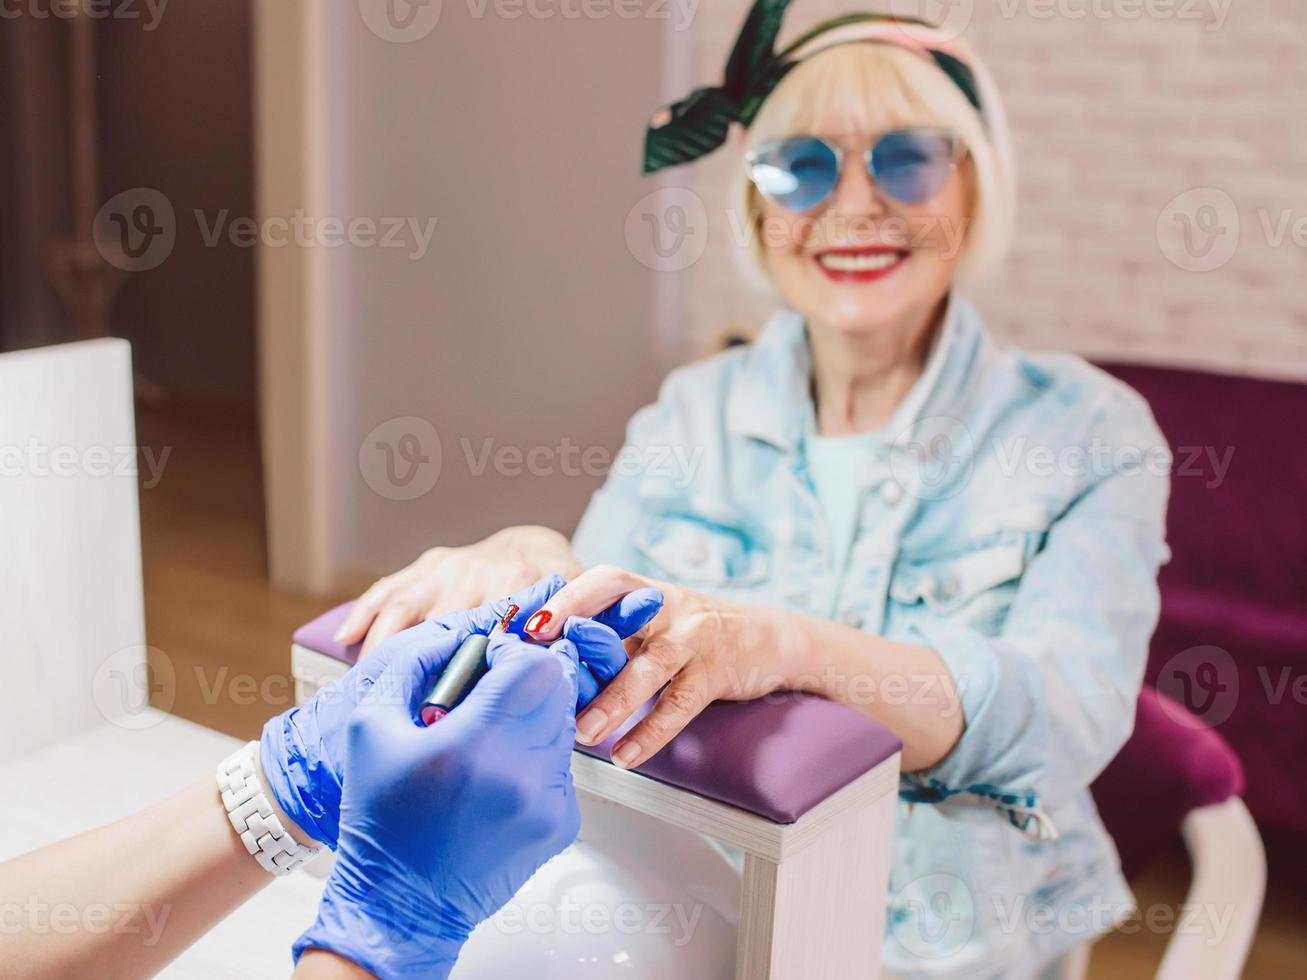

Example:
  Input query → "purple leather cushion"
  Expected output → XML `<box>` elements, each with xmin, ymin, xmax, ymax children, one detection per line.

<box><xmin>292</xmin><ymin>602</ymin><xmax>903</xmax><ymax>824</ymax></box>
<box><xmin>1101</xmin><ymin>363</ymin><xmax>1307</xmax><ymax>836</ymax></box>
<box><xmin>293</xmin><ymin>602</ymin><xmax>363</xmax><ymax>666</ymax></box>
<box><xmin>1091</xmin><ymin>686</ymin><xmax>1244</xmax><ymax>881</ymax></box>
<box><xmin>576</xmin><ymin>693</ymin><xmax>902</xmax><ymax>824</ymax></box>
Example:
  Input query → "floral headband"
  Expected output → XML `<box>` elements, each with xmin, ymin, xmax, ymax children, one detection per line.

<box><xmin>643</xmin><ymin>1</ymin><xmax>985</xmax><ymax>174</ymax></box>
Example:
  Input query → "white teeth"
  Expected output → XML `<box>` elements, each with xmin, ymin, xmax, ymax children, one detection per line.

<box><xmin>816</xmin><ymin>251</ymin><xmax>903</xmax><ymax>272</ymax></box>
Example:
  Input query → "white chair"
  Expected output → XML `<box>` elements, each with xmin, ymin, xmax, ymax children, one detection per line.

<box><xmin>0</xmin><ymin>339</ymin><xmax>325</xmax><ymax>978</ymax></box>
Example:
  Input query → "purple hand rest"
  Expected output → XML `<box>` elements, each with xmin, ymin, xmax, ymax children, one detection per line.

<box><xmin>292</xmin><ymin>602</ymin><xmax>902</xmax><ymax>824</ymax></box>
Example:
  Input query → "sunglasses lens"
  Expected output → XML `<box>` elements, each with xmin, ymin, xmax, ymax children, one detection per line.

<box><xmin>871</xmin><ymin>130</ymin><xmax>956</xmax><ymax>204</ymax></box>
<box><xmin>750</xmin><ymin>138</ymin><xmax>839</xmax><ymax>211</ymax></box>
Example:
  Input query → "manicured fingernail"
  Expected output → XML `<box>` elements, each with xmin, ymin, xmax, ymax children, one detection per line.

<box><xmin>613</xmin><ymin>741</ymin><xmax>640</xmax><ymax>769</ymax></box>
<box><xmin>524</xmin><ymin>610</ymin><xmax>553</xmax><ymax>634</ymax></box>
<box><xmin>576</xmin><ymin>708</ymin><xmax>607</xmax><ymax>744</ymax></box>
<box><xmin>332</xmin><ymin>628</ymin><xmax>348</xmax><ymax>642</ymax></box>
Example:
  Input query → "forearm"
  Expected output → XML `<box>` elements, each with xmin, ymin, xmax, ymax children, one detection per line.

<box><xmin>0</xmin><ymin>757</ymin><xmax>323</xmax><ymax>980</ymax></box>
<box><xmin>771</xmin><ymin>608</ymin><xmax>964</xmax><ymax>771</ymax></box>
<box><xmin>0</xmin><ymin>779</ymin><xmax>269</xmax><ymax>979</ymax></box>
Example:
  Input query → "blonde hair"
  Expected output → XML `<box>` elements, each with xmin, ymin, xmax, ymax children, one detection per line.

<box><xmin>735</xmin><ymin>41</ymin><xmax>1016</xmax><ymax>288</ymax></box>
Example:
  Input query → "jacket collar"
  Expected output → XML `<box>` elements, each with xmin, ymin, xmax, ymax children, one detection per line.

<box><xmin>725</xmin><ymin>294</ymin><xmax>988</xmax><ymax>451</ymax></box>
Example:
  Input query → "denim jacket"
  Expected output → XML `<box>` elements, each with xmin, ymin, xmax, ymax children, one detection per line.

<box><xmin>572</xmin><ymin>296</ymin><xmax>1171</xmax><ymax>977</ymax></box>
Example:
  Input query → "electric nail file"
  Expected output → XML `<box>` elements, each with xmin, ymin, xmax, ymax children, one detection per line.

<box><xmin>420</xmin><ymin>603</ymin><xmax>519</xmax><ymax>726</ymax></box>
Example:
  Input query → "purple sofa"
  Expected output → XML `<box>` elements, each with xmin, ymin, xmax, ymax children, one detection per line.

<box><xmin>1102</xmin><ymin>363</ymin><xmax>1307</xmax><ymax>840</ymax></box>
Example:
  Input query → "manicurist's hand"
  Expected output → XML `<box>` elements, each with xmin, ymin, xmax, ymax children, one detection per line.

<box><xmin>263</xmin><ymin>574</ymin><xmax>661</xmax><ymax>851</ymax></box>
<box><xmin>292</xmin><ymin>627</ymin><xmax>584</xmax><ymax>980</ymax></box>
<box><xmin>336</xmin><ymin>526</ymin><xmax>584</xmax><ymax>654</ymax></box>
<box><xmin>521</xmin><ymin>566</ymin><xmax>807</xmax><ymax>770</ymax></box>
<box><xmin>261</xmin><ymin>575</ymin><xmax>566</xmax><ymax>850</ymax></box>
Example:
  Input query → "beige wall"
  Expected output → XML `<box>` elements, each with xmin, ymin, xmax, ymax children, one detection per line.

<box><xmin>682</xmin><ymin>0</ymin><xmax>1307</xmax><ymax>381</ymax></box>
<box><xmin>320</xmin><ymin>0</ymin><xmax>682</xmax><ymax>576</ymax></box>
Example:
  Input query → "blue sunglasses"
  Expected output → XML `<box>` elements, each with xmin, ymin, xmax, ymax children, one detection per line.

<box><xmin>744</xmin><ymin>129</ymin><xmax>963</xmax><ymax>211</ymax></box>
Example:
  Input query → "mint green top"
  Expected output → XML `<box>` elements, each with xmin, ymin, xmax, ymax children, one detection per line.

<box><xmin>803</xmin><ymin>429</ymin><xmax>883</xmax><ymax>612</ymax></box>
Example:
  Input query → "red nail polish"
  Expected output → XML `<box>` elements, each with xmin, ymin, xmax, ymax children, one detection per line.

<box><xmin>524</xmin><ymin>610</ymin><xmax>552</xmax><ymax>634</ymax></box>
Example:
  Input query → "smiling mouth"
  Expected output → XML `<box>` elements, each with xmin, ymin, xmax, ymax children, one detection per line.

<box><xmin>813</xmin><ymin>247</ymin><xmax>909</xmax><ymax>282</ymax></box>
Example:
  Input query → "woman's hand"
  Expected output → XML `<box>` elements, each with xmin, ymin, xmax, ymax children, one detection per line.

<box><xmin>521</xmin><ymin>565</ymin><xmax>808</xmax><ymax>770</ymax></box>
<box><xmin>336</xmin><ymin>526</ymin><xmax>583</xmax><ymax>654</ymax></box>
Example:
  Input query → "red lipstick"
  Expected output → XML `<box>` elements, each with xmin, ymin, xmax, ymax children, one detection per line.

<box><xmin>812</xmin><ymin>245</ymin><xmax>908</xmax><ymax>284</ymax></box>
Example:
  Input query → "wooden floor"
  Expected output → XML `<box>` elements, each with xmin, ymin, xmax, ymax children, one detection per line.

<box><xmin>136</xmin><ymin>402</ymin><xmax>1304</xmax><ymax>979</ymax></box>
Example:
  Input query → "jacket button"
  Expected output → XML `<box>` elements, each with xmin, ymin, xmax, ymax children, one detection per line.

<box><xmin>841</xmin><ymin>609</ymin><xmax>864</xmax><ymax>628</ymax></box>
<box><xmin>880</xmin><ymin>480</ymin><xmax>904</xmax><ymax>505</ymax></box>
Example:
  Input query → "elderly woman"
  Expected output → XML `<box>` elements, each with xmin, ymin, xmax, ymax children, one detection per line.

<box><xmin>337</xmin><ymin>4</ymin><xmax>1170</xmax><ymax>976</ymax></box>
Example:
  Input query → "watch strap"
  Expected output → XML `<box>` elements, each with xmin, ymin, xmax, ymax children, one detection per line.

<box><xmin>217</xmin><ymin>741</ymin><xmax>323</xmax><ymax>876</ymax></box>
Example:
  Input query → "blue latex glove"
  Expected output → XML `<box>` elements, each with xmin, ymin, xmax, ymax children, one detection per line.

<box><xmin>261</xmin><ymin>575</ymin><xmax>661</xmax><ymax>848</ymax></box>
<box><xmin>292</xmin><ymin>627</ymin><xmax>583</xmax><ymax>979</ymax></box>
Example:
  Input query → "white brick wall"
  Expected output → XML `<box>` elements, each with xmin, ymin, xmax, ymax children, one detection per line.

<box><xmin>677</xmin><ymin>0</ymin><xmax>1307</xmax><ymax>380</ymax></box>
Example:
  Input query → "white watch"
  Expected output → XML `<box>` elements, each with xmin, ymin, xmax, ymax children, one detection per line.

<box><xmin>216</xmin><ymin>741</ymin><xmax>323</xmax><ymax>876</ymax></box>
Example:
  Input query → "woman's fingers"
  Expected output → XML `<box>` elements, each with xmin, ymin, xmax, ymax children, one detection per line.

<box><xmin>361</xmin><ymin>600</ymin><xmax>425</xmax><ymax>655</ymax></box>
<box><xmin>523</xmin><ymin>565</ymin><xmax>649</xmax><ymax>642</ymax></box>
<box><xmin>574</xmin><ymin>635</ymin><xmax>687</xmax><ymax>748</ymax></box>
<box><xmin>334</xmin><ymin>578</ymin><xmax>391</xmax><ymax>644</ymax></box>
<box><xmin>610</xmin><ymin>661</ymin><xmax>714</xmax><ymax>769</ymax></box>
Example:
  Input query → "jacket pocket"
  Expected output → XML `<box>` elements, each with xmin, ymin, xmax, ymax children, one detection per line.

<box><xmin>889</xmin><ymin>531</ymin><xmax>1033</xmax><ymax>631</ymax></box>
<box><xmin>634</xmin><ymin>516</ymin><xmax>769</xmax><ymax>588</ymax></box>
